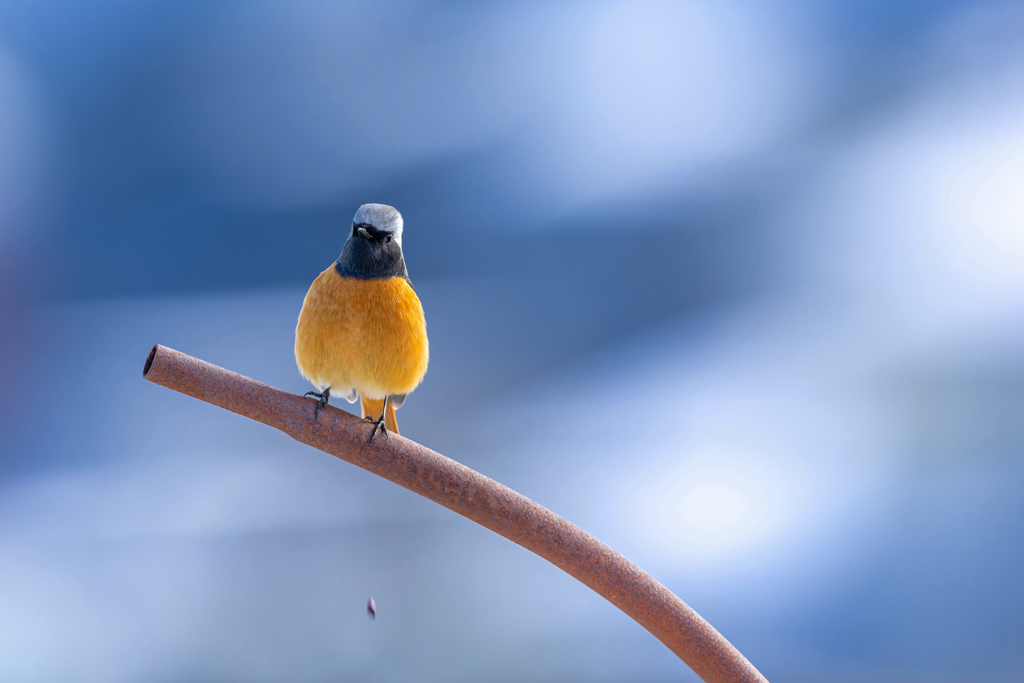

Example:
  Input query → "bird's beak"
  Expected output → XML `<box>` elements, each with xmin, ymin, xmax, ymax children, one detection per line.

<box><xmin>358</xmin><ymin>227</ymin><xmax>372</xmax><ymax>240</ymax></box>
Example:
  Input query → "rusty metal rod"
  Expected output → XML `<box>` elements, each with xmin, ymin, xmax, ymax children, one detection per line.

<box><xmin>143</xmin><ymin>344</ymin><xmax>767</xmax><ymax>683</ymax></box>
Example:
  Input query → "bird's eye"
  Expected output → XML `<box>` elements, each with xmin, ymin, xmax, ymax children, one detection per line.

<box><xmin>385</xmin><ymin>235</ymin><xmax>392</xmax><ymax>244</ymax></box>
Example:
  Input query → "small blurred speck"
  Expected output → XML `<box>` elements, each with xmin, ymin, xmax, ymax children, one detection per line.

<box><xmin>367</xmin><ymin>597</ymin><xmax>376</xmax><ymax>620</ymax></box>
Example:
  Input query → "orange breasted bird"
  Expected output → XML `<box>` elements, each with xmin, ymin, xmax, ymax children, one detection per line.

<box><xmin>294</xmin><ymin>204</ymin><xmax>428</xmax><ymax>439</ymax></box>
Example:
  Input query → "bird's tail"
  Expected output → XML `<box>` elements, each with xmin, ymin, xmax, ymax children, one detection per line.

<box><xmin>360</xmin><ymin>396</ymin><xmax>399</xmax><ymax>435</ymax></box>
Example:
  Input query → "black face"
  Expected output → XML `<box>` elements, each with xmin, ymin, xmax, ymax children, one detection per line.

<box><xmin>335</xmin><ymin>222</ymin><xmax>408</xmax><ymax>280</ymax></box>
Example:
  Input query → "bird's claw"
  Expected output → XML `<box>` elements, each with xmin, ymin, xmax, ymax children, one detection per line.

<box><xmin>305</xmin><ymin>390</ymin><xmax>329</xmax><ymax>419</ymax></box>
<box><xmin>365</xmin><ymin>415</ymin><xmax>388</xmax><ymax>442</ymax></box>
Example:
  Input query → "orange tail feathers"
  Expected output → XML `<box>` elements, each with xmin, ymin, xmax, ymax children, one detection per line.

<box><xmin>360</xmin><ymin>396</ymin><xmax>399</xmax><ymax>435</ymax></box>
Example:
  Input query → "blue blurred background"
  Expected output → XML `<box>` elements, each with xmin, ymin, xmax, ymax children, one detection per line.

<box><xmin>2</xmin><ymin>1</ymin><xmax>1024</xmax><ymax>680</ymax></box>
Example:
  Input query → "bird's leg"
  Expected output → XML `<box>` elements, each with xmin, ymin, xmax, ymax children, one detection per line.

<box><xmin>365</xmin><ymin>395</ymin><xmax>389</xmax><ymax>442</ymax></box>
<box><xmin>304</xmin><ymin>387</ymin><xmax>330</xmax><ymax>419</ymax></box>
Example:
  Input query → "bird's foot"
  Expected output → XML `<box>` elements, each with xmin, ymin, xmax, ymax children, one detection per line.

<box><xmin>305</xmin><ymin>389</ymin><xmax>330</xmax><ymax>419</ymax></box>
<box><xmin>363</xmin><ymin>415</ymin><xmax>388</xmax><ymax>442</ymax></box>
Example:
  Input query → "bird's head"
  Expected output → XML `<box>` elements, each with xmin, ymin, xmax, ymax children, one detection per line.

<box><xmin>336</xmin><ymin>203</ymin><xmax>408</xmax><ymax>279</ymax></box>
<box><xmin>352</xmin><ymin>203</ymin><xmax>403</xmax><ymax>247</ymax></box>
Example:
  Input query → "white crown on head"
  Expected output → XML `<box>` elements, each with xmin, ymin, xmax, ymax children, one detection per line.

<box><xmin>354</xmin><ymin>204</ymin><xmax>403</xmax><ymax>246</ymax></box>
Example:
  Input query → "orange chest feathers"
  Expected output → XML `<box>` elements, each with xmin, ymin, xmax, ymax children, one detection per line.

<box><xmin>294</xmin><ymin>267</ymin><xmax>429</xmax><ymax>399</ymax></box>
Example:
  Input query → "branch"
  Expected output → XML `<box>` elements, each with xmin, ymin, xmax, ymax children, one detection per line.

<box><xmin>143</xmin><ymin>344</ymin><xmax>767</xmax><ymax>683</ymax></box>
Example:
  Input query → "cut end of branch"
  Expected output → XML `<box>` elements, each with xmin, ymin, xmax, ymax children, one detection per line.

<box><xmin>144</xmin><ymin>345</ymin><xmax>158</xmax><ymax>377</ymax></box>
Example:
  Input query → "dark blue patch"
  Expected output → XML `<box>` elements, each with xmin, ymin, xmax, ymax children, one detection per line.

<box><xmin>334</xmin><ymin>222</ymin><xmax>409</xmax><ymax>280</ymax></box>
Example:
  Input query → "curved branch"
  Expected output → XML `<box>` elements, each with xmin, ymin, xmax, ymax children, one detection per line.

<box><xmin>143</xmin><ymin>344</ymin><xmax>767</xmax><ymax>683</ymax></box>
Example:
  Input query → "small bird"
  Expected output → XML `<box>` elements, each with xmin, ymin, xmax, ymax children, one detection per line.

<box><xmin>295</xmin><ymin>204</ymin><xmax>429</xmax><ymax>439</ymax></box>
<box><xmin>367</xmin><ymin>597</ymin><xmax>376</xmax><ymax>619</ymax></box>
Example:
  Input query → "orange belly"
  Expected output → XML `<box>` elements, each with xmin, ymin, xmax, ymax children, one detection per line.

<box><xmin>294</xmin><ymin>267</ymin><xmax>428</xmax><ymax>400</ymax></box>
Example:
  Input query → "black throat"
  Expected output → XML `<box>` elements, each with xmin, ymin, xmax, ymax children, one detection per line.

<box><xmin>334</xmin><ymin>223</ymin><xmax>409</xmax><ymax>280</ymax></box>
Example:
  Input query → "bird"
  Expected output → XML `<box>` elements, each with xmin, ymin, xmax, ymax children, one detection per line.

<box><xmin>367</xmin><ymin>597</ymin><xmax>376</xmax><ymax>619</ymax></box>
<box><xmin>294</xmin><ymin>203</ymin><xmax>428</xmax><ymax>440</ymax></box>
